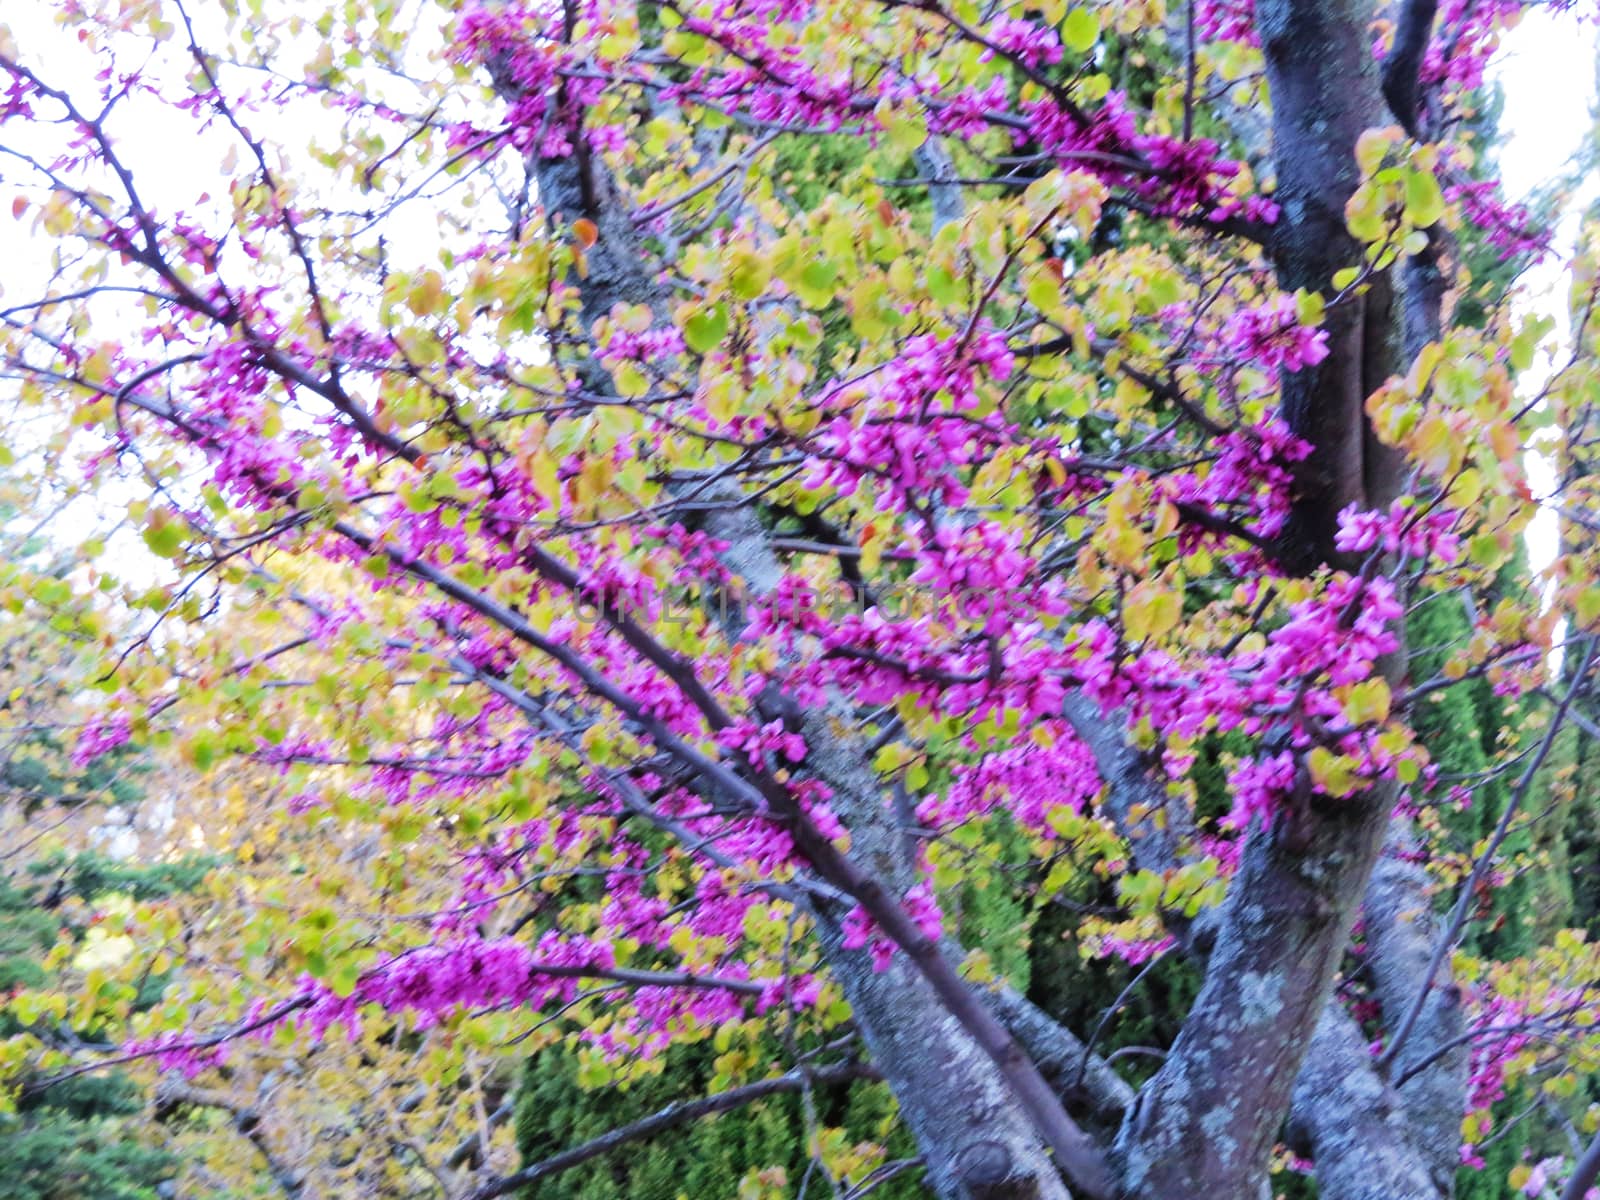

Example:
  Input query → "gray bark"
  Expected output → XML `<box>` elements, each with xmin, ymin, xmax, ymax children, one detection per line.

<box><xmin>1288</xmin><ymin>1009</ymin><xmax>1444</xmax><ymax>1200</ymax></box>
<box><xmin>1112</xmin><ymin>780</ymin><xmax>1398</xmax><ymax>1194</ymax></box>
<box><xmin>1061</xmin><ymin>696</ymin><xmax>1196</xmax><ymax>877</ymax></box>
<box><xmin>915</xmin><ymin>137</ymin><xmax>965</xmax><ymax>235</ymax></box>
<box><xmin>1364</xmin><ymin>822</ymin><xmax>1468</xmax><ymax>1194</ymax></box>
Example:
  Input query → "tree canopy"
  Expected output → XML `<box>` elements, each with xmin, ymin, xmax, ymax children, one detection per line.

<box><xmin>4</xmin><ymin>0</ymin><xmax>1600</xmax><ymax>1197</ymax></box>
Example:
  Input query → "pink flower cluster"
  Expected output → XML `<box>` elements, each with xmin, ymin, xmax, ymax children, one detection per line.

<box><xmin>1077</xmin><ymin>572</ymin><xmax>1406</xmax><ymax>826</ymax></box>
<box><xmin>1095</xmin><ymin>933</ymin><xmax>1176</xmax><ymax>966</ymax></box>
<box><xmin>1419</xmin><ymin>0</ymin><xmax>1528</xmax><ymax>92</ymax></box>
<box><xmin>72</xmin><ymin>711</ymin><xmax>132</xmax><ymax>767</ymax></box>
<box><xmin>1460</xmin><ymin>993</ymin><xmax>1534</xmax><ymax>1167</ymax></box>
<box><xmin>1450</xmin><ymin>179</ymin><xmax>1550</xmax><ymax>261</ymax></box>
<box><xmin>122</xmin><ymin>1031</ymin><xmax>228</xmax><ymax>1078</ymax></box>
<box><xmin>141</xmin><ymin>920</ymin><xmax>822</xmax><ymax>1069</ymax></box>
<box><xmin>1219</xmin><ymin>296</ymin><xmax>1330</xmax><ymax>375</ymax></box>
<box><xmin>804</xmin><ymin>328</ymin><xmax>1016</xmax><ymax>512</ymax></box>
<box><xmin>716</xmin><ymin>717</ymin><xmax>808</xmax><ymax>769</ymax></box>
<box><xmin>1164</xmin><ymin>417</ymin><xmax>1314</xmax><ymax>547</ymax></box>
<box><xmin>842</xmin><ymin>882</ymin><xmax>943</xmax><ymax>972</ymax></box>
<box><xmin>1335</xmin><ymin>501</ymin><xmax>1462</xmax><ymax>564</ymax></box>
<box><xmin>916</xmin><ymin>720</ymin><xmax>1101</xmax><ymax>835</ymax></box>
<box><xmin>1224</xmin><ymin>751</ymin><xmax>1296</xmax><ymax>832</ymax></box>
<box><xmin>1195</xmin><ymin>0</ymin><xmax>1258</xmax><ymax>45</ymax></box>
<box><xmin>984</xmin><ymin>17</ymin><xmax>1065</xmax><ymax>69</ymax></box>
<box><xmin>1019</xmin><ymin>91</ymin><xmax>1277</xmax><ymax>225</ymax></box>
<box><xmin>603</xmin><ymin>324</ymin><xmax>687</xmax><ymax>365</ymax></box>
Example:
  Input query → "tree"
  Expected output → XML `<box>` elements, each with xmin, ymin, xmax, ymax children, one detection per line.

<box><xmin>0</xmin><ymin>442</ymin><xmax>520</xmax><ymax>1196</ymax></box>
<box><xmin>0</xmin><ymin>864</ymin><xmax>181</xmax><ymax>1200</ymax></box>
<box><xmin>0</xmin><ymin>557</ymin><xmax>527</xmax><ymax>1199</ymax></box>
<box><xmin>4</xmin><ymin>0</ymin><xmax>1600</xmax><ymax>1197</ymax></box>
<box><xmin>0</xmin><ymin>481</ymin><xmax>184</xmax><ymax>1200</ymax></box>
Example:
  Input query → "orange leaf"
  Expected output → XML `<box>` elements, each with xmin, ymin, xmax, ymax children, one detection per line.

<box><xmin>573</xmin><ymin>218</ymin><xmax>599</xmax><ymax>248</ymax></box>
<box><xmin>10</xmin><ymin>197</ymin><xmax>25</xmax><ymax>220</ymax></box>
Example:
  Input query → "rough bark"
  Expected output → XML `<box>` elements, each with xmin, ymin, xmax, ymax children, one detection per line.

<box><xmin>1364</xmin><ymin>822</ymin><xmax>1468</xmax><ymax>1194</ymax></box>
<box><xmin>1257</xmin><ymin>0</ymin><xmax>1392</xmax><ymax>572</ymax></box>
<box><xmin>1111</xmin><ymin>780</ymin><xmax>1398</xmax><ymax>1194</ymax></box>
<box><xmin>1061</xmin><ymin>695</ymin><xmax>1196</xmax><ymax>878</ymax></box>
<box><xmin>814</xmin><ymin>924</ymin><xmax>1079</xmax><ymax>1200</ymax></box>
<box><xmin>1288</xmin><ymin>1009</ymin><xmax>1445</xmax><ymax>1200</ymax></box>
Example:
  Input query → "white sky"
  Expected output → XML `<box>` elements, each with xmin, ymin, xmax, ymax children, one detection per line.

<box><xmin>1496</xmin><ymin>6</ymin><xmax>1595</xmax><ymax>210</ymax></box>
<box><xmin>1492</xmin><ymin>5</ymin><xmax>1598</xmax><ymax>611</ymax></box>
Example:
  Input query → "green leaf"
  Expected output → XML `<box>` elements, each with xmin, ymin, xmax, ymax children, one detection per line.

<box><xmin>1345</xmin><ymin>184</ymin><xmax>1387</xmax><ymax>242</ymax></box>
<box><xmin>927</xmin><ymin>264</ymin><xmax>960</xmax><ymax>305</ymax></box>
<box><xmin>142</xmin><ymin>518</ymin><xmax>184</xmax><ymax>559</ymax></box>
<box><xmin>1308</xmin><ymin>746</ymin><xmax>1362</xmax><ymax>798</ymax></box>
<box><xmin>1468</xmin><ymin>533</ymin><xmax>1505</xmax><ymax>569</ymax></box>
<box><xmin>727</xmin><ymin>251</ymin><xmax>771</xmax><ymax>301</ymax></box>
<box><xmin>681</xmin><ymin>302</ymin><xmax>732</xmax><ymax>355</ymax></box>
<box><xmin>1294</xmin><ymin>289</ymin><xmax>1325</xmax><ymax>326</ymax></box>
<box><xmin>880</xmin><ymin>102</ymin><xmax>927</xmax><ymax>155</ymax></box>
<box><xmin>328</xmin><ymin>959</ymin><xmax>362</xmax><ymax>998</ymax></box>
<box><xmin>1403</xmin><ymin>167</ymin><xmax>1445</xmax><ymax>228</ymax></box>
<box><xmin>796</xmin><ymin>258</ymin><xmax>839</xmax><ymax>308</ymax></box>
<box><xmin>1026</xmin><ymin>267</ymin><xmax>1063</xmax><ymax>316</ymax></box>
<box><xmin>1062</xmin><ymin>7</ymin><xmax>1100</xmax><ymax>53</ymax></box>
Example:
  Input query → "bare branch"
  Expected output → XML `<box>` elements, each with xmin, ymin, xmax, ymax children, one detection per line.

<box><xmin>466</xmin><ymin>1061</ymin><xmax>878</xmax><ymax>1200</ymax></box>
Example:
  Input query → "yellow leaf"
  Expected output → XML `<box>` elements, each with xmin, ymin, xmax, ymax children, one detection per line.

<box><xmin>1308</xmin><ymin>747</ymin><xmax>1362</xmax><ymax>798</ymax></box>
<box><xmin>1062</xmin><ymin>7</ymin><xmax>1100</xmax><ymax>52</ymax></box>
<box><xmin>1341</xmin><ymin>677</ymin><xmax>1391</xmax><ymax>726</ymax></box>
<box><xmin>1125</xmin><ymin>580</ymin><xmax>1181</xmax><ymax>643</ymax></box>
<box><xmin>1403</xmin><ymin>167</ymin><xmax>1445</xmax><ymax>228</ymax></box>
<box><xmin>1355</xmin><ymin>126</ymin><xmax>1400</xmax><ymax>175</ymax></box>
<box><xmin>1411</xmin><ymin>412</ymin><xmax>1460</xmax><ymax>476</ymax></box>
<box><xmin>408</xmin><ymin>270</ymin><xmax>445</xmax><ymax>316</ymax></box>
<box><xmin>877</xmin><ymin>99</ymin><xmax>927</xmax><ymax>155</ymax></box>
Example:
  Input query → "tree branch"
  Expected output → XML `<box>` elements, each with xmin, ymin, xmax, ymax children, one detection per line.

<box><xmin>1381</xmin><ymin>637</ymin><xmax>1597</xmax><ymax>1070</ymax></box>
<box><xmin>1380</xmin><ymin>0</ymin><xmax>1440</xmax><ymax>137</ymax></box>
<box><xmin>1361</xmin><ymin>819</ymin><xmax>1466</xmax><ymax>1192</ymax></box>
<box><xmin>466</xmin><ymin>1062</ymin><xmax>878</xmax><ymax>1200</ymax></box>
<box><xmin>1286</xmin><ymin>1008</ymin><xmax>1443</xmax><ymax>1200</ymax></box>
<box><xmin>1562</xmin><ymin>1125</ymin><xmax>1600</xmax><ymax>1200</ymax></box>
<box><xmin>153</xmin><ymin>1079</ymin><xmax>306</xmax><ymax>1199</ymax></box>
